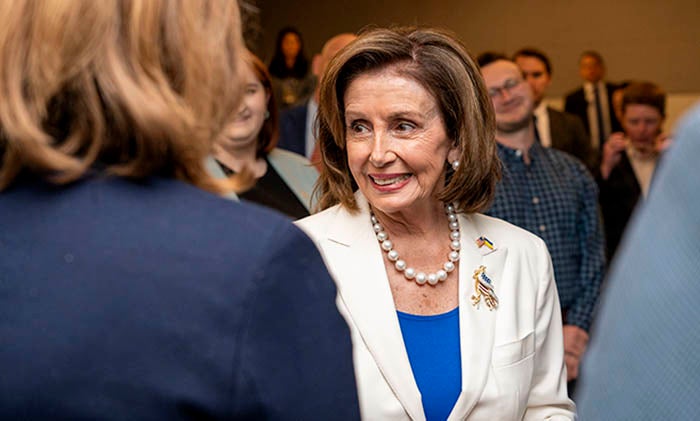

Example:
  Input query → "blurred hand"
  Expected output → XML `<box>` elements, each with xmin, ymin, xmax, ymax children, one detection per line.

<box><xmin>563</xmin><ymin>325</ymin><xmax>589</xmax><ymax>381</ymax></box>
<box><xmin>655</xmin><ymin>132</ymin><xmax>673</xmax><ymax>153</ymax></box>
<box><xmin>600</xmin><ymin>132</ymin><xmax>627</xmax><ymax>179</ymax></box>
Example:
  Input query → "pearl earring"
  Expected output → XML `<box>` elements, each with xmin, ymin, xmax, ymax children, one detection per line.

<box><xmin>451</xmin><ymin>160</ymin><xmax>460</xmax><ymax>170</ymax></box>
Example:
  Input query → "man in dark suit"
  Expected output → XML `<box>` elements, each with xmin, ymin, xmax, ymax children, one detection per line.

<box><xmin>278</xmin><ymin>33</ymin><xmax>356</xmax><ymax>159</ymax></box>
<box><xmin>564</xmin><ymin>51</ymin><xmax>622</xmax><ymax>158</ymax></box>
<box><xmin>514</xmin><ymin>48</ymin><xmax>596</xmax><ymax>171</ymax></box>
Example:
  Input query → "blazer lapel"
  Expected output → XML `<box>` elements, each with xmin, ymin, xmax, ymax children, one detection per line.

<box><xmin>323</xmin><ymin>194</ymin><xmax>425</xmax><ymax>421</ymax></box>
<box><xmin>203</xmin><ymin>156</ymin><xmax>239</xmax><ymax>201</ymax></box>
<box><xmin>449</xmin><ymin>214</ymin><xmax>507</xmax><ymax>420</ymax></box>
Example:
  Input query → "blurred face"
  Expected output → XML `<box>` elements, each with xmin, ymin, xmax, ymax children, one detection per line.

<box><xmin>579</xmin><ymin>55</ymin><xmax>604</xmax><ymax>83</ymax></box>
<box><xmin>315</xmin><ymin>34</ymin><xmax>357</xmax><ymax>79</ymax></box>
<box><xmin>481</xmin><ymin>60</ymin><xmax>534</xmax><ymax>133</ymax></box>
<box><xmin>344</xmin><ymin>68</ymin><xmax>459</xmax><ymax>216</ymax></box>
<box><xmin>281</xmin><ymin>33</ymin><xmax>301</xmax><ymax>59</ymax></box>
<box><xmin>514</xmin><ymin>55</ymin><xmax>551</xmax><ymax>106</ymax></box>
<box><xmin>221</xmin><ymin>63</ymin><xmax>268</xmax><ymax>149</ymax></box>
<box><xmin>623</xmin><ymin>104</ymin><xmax>663</xmax><ymax>152</ymax></box>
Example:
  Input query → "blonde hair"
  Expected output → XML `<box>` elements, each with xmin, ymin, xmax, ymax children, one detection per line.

<box><xmin>315</xmin><ymin>27</ymin><xmax>500</xmax><ymax>213</ymax></box>
<box><xmin>0</xmin><ymin>0</ymin><xmax>244</xmax><ymax>192</ymax></box>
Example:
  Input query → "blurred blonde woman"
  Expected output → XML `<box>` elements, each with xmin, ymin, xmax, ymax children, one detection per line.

<box><xmin>0</xmin><ymin>1</ymin><xmax>358</xmax><ymax>419</ymax></box>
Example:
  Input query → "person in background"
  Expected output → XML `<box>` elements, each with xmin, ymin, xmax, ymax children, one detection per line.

<box><xmin>211</xmin><ymin>50</ymin><xmax>318</xmax><ymax>219</ymax></box>
<box><xmin>564</xmin><ymin>51</ymin><xmax>622</xmax><ymax>158</ymax></box>
<box><xmin>513</xmin><ymin>47</ymin><xmax>595</xmax><ymax>171</ymax></box>
<box><xmin>598</xmin><ymin>81</ymin><xmax>671</xmax><ymax>260</ymax></box>
<box><xmin>478</xmin><ymin>53</ymin><xmax>605</xmax><ymax>395</ymax></box>
<box><xmin>268</xmin><ymin>26</ymin><xmax>315</xmax><ymax>110</ymax></box>
<box><xmin>576</xmin><ymin>104</ymin><xmax>700</xmax><ymax>420</ymax></box>
<box><xmin>278</xmin><ymin>33</ymin><xmax>357</xmax><ymax>161</ymax></box>
<box><xmin>0</xmin><ymin>1</ymin><xmax>359</xmax><ymax>419</ymax></box>
<box><xmin>297</xmin><ymin>27</ymin><xmax>575</xmax><ymax>420</ymax></box>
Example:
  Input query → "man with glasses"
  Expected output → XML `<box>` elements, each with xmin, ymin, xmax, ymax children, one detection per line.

<box><xmin>477</xmin><ymin>53</ymin><xmax>606</xmax><ymax>397</ymax></box>
<box><xmin>513</xmin><ymin>48</ymin><xmax>595</xmax><ymax>172</ymax></box>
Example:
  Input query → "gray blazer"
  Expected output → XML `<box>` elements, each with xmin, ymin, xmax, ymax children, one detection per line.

<box><xmin>206</xmin><ymin>147</ymin><xmax>319</xmax><ymax>212</ymax></box>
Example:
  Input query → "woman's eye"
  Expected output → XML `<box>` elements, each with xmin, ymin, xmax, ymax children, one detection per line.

<box><xmin>396</xmin><ymin>122</ymin><xmax>416</xmax><ymax>132</ymax></box>
<box><xmin>349</xmin><ymin>122</ymin><xmax>369</xmax><ymax>134</ymax></box>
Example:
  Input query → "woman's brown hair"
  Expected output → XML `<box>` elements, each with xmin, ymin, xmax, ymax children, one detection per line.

<box><xmin>245</xmin><ymin>51</ymin><xmax>280</xmax><ymax>157</ymax></box>
<box><xmin>315</xmin><ymin>26</ymin><xmax>500</xmax><ymax>213</ymax></box>
<box><xmin>0</xmin><ymin>0</ymin><xmax>244</xmax><ymax>192</ymax></box>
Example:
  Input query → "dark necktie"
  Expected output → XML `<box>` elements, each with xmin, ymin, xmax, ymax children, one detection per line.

<box><xmin>594</xmin><ymin>84</ymin><xmax>605</xmax><ymax>150</ymax></box>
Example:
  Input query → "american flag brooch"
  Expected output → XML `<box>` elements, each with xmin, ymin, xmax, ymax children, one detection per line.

<box><xmin>475</xmin><ymin>236</ymin><xmax>494</xmax><ymax>250</ymax></box>
<box><xmin>471</xmin><ymin>265</ymin><xmax>499</xmax><ymax>310</ymax></box>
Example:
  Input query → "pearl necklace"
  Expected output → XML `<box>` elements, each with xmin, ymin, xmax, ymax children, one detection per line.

<box><xmin>371</xmin><ymin>204</ymin><xmax>460</xmax><ymax>286</ymax></box>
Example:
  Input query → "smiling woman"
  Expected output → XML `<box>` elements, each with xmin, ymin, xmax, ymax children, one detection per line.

<box><xmin>210</xmin><ymin>50</ymin><xmax>319</xmax><ymax>219</ymax></box>
<box><xmin>344</xmin><ymin>69</ymin><xmax>459</xmax><ymax>216</ymax></box>
<box><xmin>296</xmin><ymin>26</ymin><xmax>576</xmax><ymax>420</ymax></box>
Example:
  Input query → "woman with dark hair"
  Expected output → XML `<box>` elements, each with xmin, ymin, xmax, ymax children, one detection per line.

<box><xmin>296</xmin><ymin>26</ymin><xmax>574</xmax><ymax>420</ymax></box>
<box><xmin>211</xmin><ymin>50</ymin><xmax>318</xmax><ymax>218</ymax></box>
<box><xmin>268</xmin><ymin>27</ymin><xmax>315</xmax><ymax>110</ymax></box>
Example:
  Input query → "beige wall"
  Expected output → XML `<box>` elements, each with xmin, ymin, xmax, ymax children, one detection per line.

<box><xmin>259</xmin><ymin>0</ymin><xmax>700</xmax><ymax>97</ymax></box>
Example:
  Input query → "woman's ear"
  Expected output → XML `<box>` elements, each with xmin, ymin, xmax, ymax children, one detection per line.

<box><xmin>447</xmin><ymin>142</ymin><xmax>462</xmax><ymax>164</ymax></box>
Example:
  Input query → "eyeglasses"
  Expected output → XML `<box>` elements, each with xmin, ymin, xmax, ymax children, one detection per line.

<box><xmin>487</xmin><ymin>78</ymin><xmax>523</xmax><ymax>98</ymax></box>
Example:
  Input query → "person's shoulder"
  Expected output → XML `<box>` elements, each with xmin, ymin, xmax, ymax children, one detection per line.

<box><xmin>280</xmin><ymin>102</ymin><xmax>308</xmax><ymax>122</ymax></box>
<box><xmin>547</xmin><ymin>106</ymin><xmax>579</xmax><ymax>122</ymax></box>
<box><xmin>268</xmin><ymin>147</ymin><xmax>312</xmax><ymax>167</ymax></box>
<box><xmin>543</xmin><ymin>146</ymin><xmax>590</xmax><ymax>172</ymax></box>
<box><xmin>112</xmin><ymin>176</ymin><xmax>295</xmax><ymax>238</ymax></box>
<box><xmin>471</xmin><ymin>213</ymin><xmax>547</xmax><ymax>249</ymax></box>
<box><xmin>564</xmin><ymin>86</ymin><xmax>584</xmax><ymax>101</ymax></box>
<box><xmin>295</xmin><ymin>203</ymin><xmax>344</xmax><ymax>238</ymax></box>
<box><xmin>546</xmin><ymin>106</ymin><xmax>565</xmax><ymax>118</ymax></box>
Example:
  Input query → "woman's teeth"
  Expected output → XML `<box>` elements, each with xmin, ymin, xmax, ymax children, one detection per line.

<box><xmin>372</xmin><ymin>174</ymin><xmax>410</xmax><ymax>185</ymax></box>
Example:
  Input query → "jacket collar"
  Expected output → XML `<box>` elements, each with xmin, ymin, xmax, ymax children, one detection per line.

<box><xmin>323</xmin><ymin>192</ymin><xmax>507</xmax><ymax>420</ymax></box>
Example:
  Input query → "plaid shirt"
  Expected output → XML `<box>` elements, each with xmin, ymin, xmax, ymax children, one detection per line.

<box><xmin>486</xmin><ymin>142</ymin><xmax>605</xmax><ymax>332</ymax></box>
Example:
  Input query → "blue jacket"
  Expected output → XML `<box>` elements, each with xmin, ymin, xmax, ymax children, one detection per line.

<box><xmin>0</xmin><ymin>175</ymin><xmax>359</xmax><ymax>420</ymax></box>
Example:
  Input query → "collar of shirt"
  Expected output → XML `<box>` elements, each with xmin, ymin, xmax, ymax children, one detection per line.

<box><xmin>304</xmin><ymin>98</ymin><xmax>319</xmax><ymax>159</ymax></box>
<box><xmin>496</xmin><ymin>139</ymin><xmax>544</xmax><ymax>164</ymax></box>
<box><xmin>533</xmin><ymin>103</ymin><xmax>551</xmax><ymax>148</ymax></box>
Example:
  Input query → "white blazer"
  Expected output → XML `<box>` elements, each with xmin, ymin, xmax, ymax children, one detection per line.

<box><xmin>296</xmin><ymin>192</ymin><xmax>575</xmax><ymax>420</ymax></box>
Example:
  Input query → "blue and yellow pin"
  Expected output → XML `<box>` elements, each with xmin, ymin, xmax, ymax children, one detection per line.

<box><xmin>475</xmin><ymin>236</ymin><xmax>494</xmax><ymax>250</ymax></box>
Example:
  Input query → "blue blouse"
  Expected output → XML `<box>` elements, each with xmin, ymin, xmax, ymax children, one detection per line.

<box><xmin>397</xmin><ymin>307</ymin><xmax>461</xmax><ymax>421</ymax></box>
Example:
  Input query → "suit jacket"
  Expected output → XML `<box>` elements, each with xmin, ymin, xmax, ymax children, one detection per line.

<box><xmin>564</xmin><ymin>82</ymin><xmax>622</xmax><ymax>139</ymax></box>
<box><xmin>0</xmin><ymin>176</ymin><xmax>359</xmax><ymax>420</ymax></box>
<box><xmin>597</xmin><ymin>152</ymin><xmax>644</xmax><ymax>261</ymax></box>
<box><xmin>278</xmin><ymin>102</ymin><xmax>309</xmax><ymax>156</ymax></box>
<box><xmin>577</xmin><ymin>105</ymin><xmax>700</xmax><ymax>420</ymax></box>
<box><xmin>547</xmin><ymin>106</ymin><xmax>598</xmax><ymax>171</ymax></box>
<box><xmin>296</xmin><ymin>192</ymin><xmax>575</xmax><ymax>420</ymax></box>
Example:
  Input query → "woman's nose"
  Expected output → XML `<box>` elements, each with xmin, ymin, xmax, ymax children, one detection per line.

<box><xmin>369</xmin><ymin>135</ymin><xmax>395</xmax><ymax>168</ymax></box>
